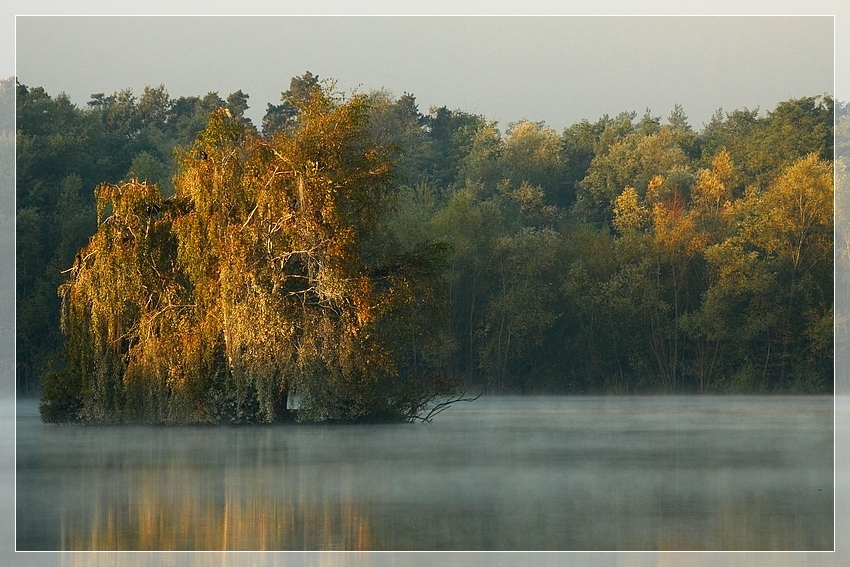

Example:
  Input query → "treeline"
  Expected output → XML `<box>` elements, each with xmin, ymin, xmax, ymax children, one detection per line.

<box><xmin>383</xmin><ymin>92</ymin><xmax>835</xmax><ymax>394</ymax></box>
<box><xmin>14</xmin><ymin>73</ymin><xmax>837</xmax><ymax>399</ymax></box>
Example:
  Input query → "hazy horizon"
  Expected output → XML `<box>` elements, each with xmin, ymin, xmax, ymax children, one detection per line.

<box><xmin>14</xmin><ymin>16</ymin><xmax>834</xmax><ymax>132</ymax></box>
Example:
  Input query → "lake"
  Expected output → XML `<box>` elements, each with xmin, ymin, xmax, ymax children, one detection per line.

<box><xmin>15</xmin><ymin>395</ymin><xmax>833</xmax><ymax>551</ymax></box>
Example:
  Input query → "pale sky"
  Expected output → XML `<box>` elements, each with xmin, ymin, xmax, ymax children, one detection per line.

<box><xmin>11</xmin><ymin>14</ymin><xmax>837</xmax><ymax>132</ymax></box>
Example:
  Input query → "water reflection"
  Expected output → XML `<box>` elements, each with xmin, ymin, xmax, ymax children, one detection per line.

<box><xmin>17</xmin><ymin>396</ymin><xmax>833</xmax><ymax>551</ymax></box>
<box><xmin>59</xmin><ymin>465</ymin><xmax>373</xmax><ymax>550</ymax></box>
<box><xmin>56</xmin><ymin>552</ymin><xmax>360</xmax><ymax>567</ymax></box>
<box><xmin>44</xmin><ymin>425</ymin><xmax>376</xmax><ymax>551</ymax></box>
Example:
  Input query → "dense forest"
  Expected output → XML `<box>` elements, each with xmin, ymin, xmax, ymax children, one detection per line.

<box><xmin>5</xmin><ymin>73</ymin><xmax>840</xmax><ymax>423</ymax></box>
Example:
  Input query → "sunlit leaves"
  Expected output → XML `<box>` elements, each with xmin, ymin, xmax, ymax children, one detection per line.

<box><xmin>612</xmin><ymin>186</ymin><xmax>648</xmax><ymax>235</ymax></box>
<box><xmin>740</xmin><ymin>153</ymin><xmax>833</xmax><ymax>273</ymax></box>
<box><xmin>46</xmin><ymin>83</ymin><xmax>449</xmax><ymax>423</ymax></box>
<box><xmin>577</xmin><ymin>126</ymin><xmax>692</xmax><ymax>225</ymax></box>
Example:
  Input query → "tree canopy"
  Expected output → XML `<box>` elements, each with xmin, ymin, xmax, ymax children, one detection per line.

<box><xmin>13</xmin><ymin>74</ymin><xmax>835</xmax><ymax>421</ymax></box>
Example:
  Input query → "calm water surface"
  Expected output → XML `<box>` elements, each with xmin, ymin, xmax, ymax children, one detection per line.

<box><xmin>15</xmin><ymin>395</ymin><xmax>833</xmax><ymax>551</ymax></box>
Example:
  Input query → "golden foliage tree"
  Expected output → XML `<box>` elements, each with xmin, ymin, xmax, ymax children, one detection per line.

<box><xmin>42</xmin><ymin>84</ymin><xmax>451</xmax><ymax>424</ymax></box>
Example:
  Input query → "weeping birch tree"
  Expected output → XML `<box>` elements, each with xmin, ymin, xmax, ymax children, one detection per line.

<box><xmin>41</xmin><ymin>83</ymin><xmax>451</xmax><ymax>424</ymax></box>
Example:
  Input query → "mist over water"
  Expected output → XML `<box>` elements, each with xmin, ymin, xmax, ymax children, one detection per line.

<box><xmin>15</xmin><ymin>395</ymin><xmax>832</xmax><ymax>551</ymax></box>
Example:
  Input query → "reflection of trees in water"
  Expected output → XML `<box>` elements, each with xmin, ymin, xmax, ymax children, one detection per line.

<box><xmin>59</xmin><ymin>463</ymin><xmax>374</xmax><ymax>551</ymax></box>
<box><xmin>59</xmin><ymin>552</ymin><xmax>360</xmax><ymax>567</ymax></box>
